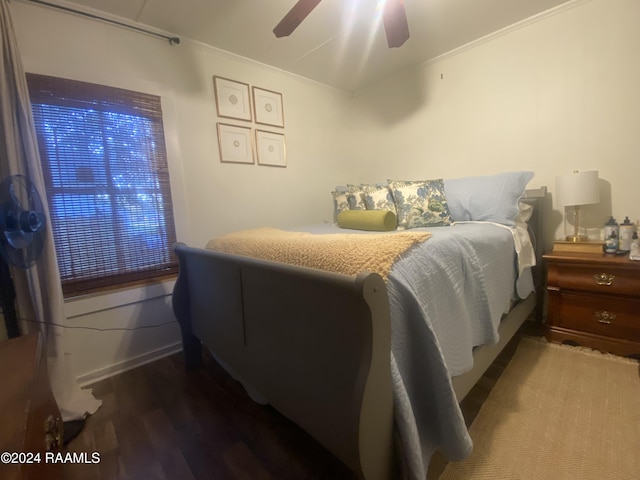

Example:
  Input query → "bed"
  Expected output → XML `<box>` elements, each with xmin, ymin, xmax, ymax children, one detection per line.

<box><xmin>171</xmin><ymin>172</ymin><xmax>547</xmax><ymax>480</ymax></box>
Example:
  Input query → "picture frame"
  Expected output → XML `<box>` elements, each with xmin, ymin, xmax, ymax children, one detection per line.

<box><xmin>255</xmin><ymin>130</ymin><xmax>286</xmax><ymax>167</ymax></box>
<box><xmin>213</xmin><ymin>76</ymin><xmax>252</xmax><ymax>121</ymax></box>
<box><xmin>217</xmin><ymin>123</ymin><xmax>254</xmax><ymax>164</ymax></box>
<box><xmin>252</xmin><ymin>86</ymin><xmax>284</xmax><ymax>127</ymax></box>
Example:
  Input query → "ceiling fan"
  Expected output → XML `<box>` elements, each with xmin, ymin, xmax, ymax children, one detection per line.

<box><xmin>273</xmin><ymin>0</ymin><xmax>410</xmax><ymax>48</ymax></box>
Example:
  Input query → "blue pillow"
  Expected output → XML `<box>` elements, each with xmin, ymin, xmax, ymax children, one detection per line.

<box><xmin>444</xmin><ymin>171</ymin><xmax>534</xmax><ymax>226</ymax></box>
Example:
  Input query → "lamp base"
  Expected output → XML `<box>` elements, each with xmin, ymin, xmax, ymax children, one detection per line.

<box><xmin>563</xmin><ymin>205</ymin><xmax>592</xmax><ymax>243</ymax></box>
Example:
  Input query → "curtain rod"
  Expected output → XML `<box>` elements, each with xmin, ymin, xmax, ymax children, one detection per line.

<box><xmin>27</xmin><ymin>0</ymin><xmax>181</xmax><ymax>45</ymax></box>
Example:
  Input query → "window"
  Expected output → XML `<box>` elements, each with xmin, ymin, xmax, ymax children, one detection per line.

<box><xmin>27</xmin><ymin>74</ymin><xmax>178</xmax><ymax>297</ymax></box>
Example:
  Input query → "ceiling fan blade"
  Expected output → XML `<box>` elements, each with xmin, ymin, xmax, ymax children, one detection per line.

<box><xmin>273</xmin><ymin>0</ymin><xmax>323</xmax><ymax>38</ymax></box>
<box><xmin>383</xmin><ymin>0</ymin><xmax>410</xmax><ymax>48</ymax></box>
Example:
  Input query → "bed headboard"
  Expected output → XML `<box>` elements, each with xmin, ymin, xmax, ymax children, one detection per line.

<box><xmin>522</xmin><ymin>185</ymin><xmax>548</xmax><ymax>322</ymax></box>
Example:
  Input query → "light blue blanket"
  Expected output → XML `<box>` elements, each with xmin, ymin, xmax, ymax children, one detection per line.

<box><xmin>297</xmin><ymin>222</ymin><xmax>534</xmax><ymax>480</ymax></box>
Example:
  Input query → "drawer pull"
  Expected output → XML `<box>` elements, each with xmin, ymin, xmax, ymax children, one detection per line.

<box><xmin>594</xmin><ymin>311</ymin><xmax>616</xmax><ymax>324</ymax></box>
<box><xmin>593</xmin><ymin>273</ymin><xmax>615</xmax><ymax>286</ymax></box>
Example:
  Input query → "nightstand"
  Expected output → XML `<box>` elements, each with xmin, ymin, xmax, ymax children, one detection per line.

<box><xmin>543</xmin><ymin>251</ymin><xmax>640</xmax><ymax>357</ymax></box>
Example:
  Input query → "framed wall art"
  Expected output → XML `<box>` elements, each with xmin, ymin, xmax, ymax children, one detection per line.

<box><xmin>217</xmin><ymin>123</ymin><xmax>254</xmax><ymax>164</ymax></box>
<box><xmin>255</xmin><ymin>130</ymin><xmax>286</xmax><ymax>167</ymax></box>
<box><xmin>213</xmin><ymin>76</ymin><xmax>252</xmax><ymax>121</ymax></box>
<box><xmin>252</xmin><ymin>87</ymin><xmax>284</xmax><ymax>127</ymax></box>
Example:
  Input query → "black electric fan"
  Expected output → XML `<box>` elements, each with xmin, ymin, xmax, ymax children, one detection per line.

<box><xmin>0</xmin><ymin>174</ymin><xmax>47</xmax><ymax>338</ymax></box>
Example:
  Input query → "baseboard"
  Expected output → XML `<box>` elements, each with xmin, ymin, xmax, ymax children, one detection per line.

<box><xmin>77</xmin><ymin>341</ymin><xmax>183</xmax><ymax>387</ymax></box>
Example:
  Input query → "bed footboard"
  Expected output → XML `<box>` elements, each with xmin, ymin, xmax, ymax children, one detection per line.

<box><xmin>171</xmin><ymin>243</ymin><xmax>394</xmax><ymax>480</ymax></box>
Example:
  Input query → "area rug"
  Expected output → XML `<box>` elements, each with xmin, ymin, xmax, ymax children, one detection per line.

<box><xmin>440</xmin><ymin>336</ymin><xmax>640</xmax><ymax>480</ymax></box>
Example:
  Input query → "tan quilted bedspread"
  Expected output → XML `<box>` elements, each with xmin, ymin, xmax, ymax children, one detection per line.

<box><xmin>206</xmin><ymin>227</ymin><xmax>432</xmax><ymax>281</ymax></box>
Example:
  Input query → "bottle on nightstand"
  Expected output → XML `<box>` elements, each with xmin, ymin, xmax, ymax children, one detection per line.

<box><xmin>604</xmin><ymin>216</ymin><xmax>619</xmax><ymax>254</ymax></box>
<box><xmin>630</xmin><ymin>231</ymin><xmax>640</xmax><ymax>261</ymax></box>
<box><xmin>619</xmin><ymin>217</ymin><xmax>634</xmax><ymax>251</ymax></box>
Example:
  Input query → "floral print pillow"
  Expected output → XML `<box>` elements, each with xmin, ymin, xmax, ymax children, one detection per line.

<box><xmin>332</xmin><ymin>191</ymin><xmax>350</xmax><ymax>223</ymax></box>
<box><xmin>388</xmin><ymin>179</ymin><xmax>453</xmax><ymax>229</ymax></box>
<box><xmin>346</xmin><ymin>184</ymin><xmax>367</xmax><ymax>210</ymax></box>
<box><xmin>362</xmin><ymin>184</ymin><xmax>397</xmax><ymax>214</ymax></box>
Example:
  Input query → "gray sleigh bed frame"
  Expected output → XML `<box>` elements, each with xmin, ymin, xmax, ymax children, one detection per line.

<box><xmin>171</xmin><ymin>187</ymin><xmax>547</xmax><ymax>480</ymax></box>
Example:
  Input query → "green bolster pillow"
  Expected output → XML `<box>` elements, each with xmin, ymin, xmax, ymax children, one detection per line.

<box><xmin>337</xmin><ymin>210</ymin><xmax>397</xmax><ymax>232</ymax></box>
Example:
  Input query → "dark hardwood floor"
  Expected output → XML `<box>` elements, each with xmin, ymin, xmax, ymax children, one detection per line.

<box><xmin>60</xmin><ymin>320</ymin><xmax>543</xmax><ymax>480</ymax></box>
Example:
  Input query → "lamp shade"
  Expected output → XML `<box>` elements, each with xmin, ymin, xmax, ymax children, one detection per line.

<box><xmin>555</xmin><ymin>170</ymin><xmax>600</xmax><ymax>207</ymax></box>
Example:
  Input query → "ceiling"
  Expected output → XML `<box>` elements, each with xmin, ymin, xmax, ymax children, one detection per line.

<box><xmin>40</xmin><ymin>0</ymin><xmax>572</xmax><ymax>92</ymax></box>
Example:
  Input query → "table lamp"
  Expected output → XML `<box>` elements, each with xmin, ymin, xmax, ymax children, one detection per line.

<box><xmin>555</xmin><ymin>170</ymin><xmax>600</xmax><ymax>242</ymax></box>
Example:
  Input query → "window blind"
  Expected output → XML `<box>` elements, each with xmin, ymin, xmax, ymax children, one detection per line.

<box><xmin>27</xmin><ymin>73</ymin><xmax>178</xmax><ymax>297</ymax></box>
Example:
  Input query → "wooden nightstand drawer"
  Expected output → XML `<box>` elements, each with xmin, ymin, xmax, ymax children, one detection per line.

<box><xmin>551</xmin><ymin>263</ymin><xmax>639</xmax><ymax>297</ymax></box>
<box><xmin>544</xmin><ymin>251</ymin><xmax>640</xmax><ymax>356</ymax></box>
<box><xmin>550</xmin><ymin>292</ymin><xmax>640</xmax><ymax>342</ymax></box>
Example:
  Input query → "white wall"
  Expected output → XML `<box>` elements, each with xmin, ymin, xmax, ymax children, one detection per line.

<box><xmin>350</xmin><ymin>0</ymin><xmax>640</xmax><ymax>247</ymax></box>
<box><xmin>10</xmin><ymin>1</ymin><xmax>358</xmax><ymax>383</ymax></box>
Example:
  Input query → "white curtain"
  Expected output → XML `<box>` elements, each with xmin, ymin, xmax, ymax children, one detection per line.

<box><xmin>0</xmin><ymin>0</ymin><xmax>101</xmax><ymax>421</ymax></box>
